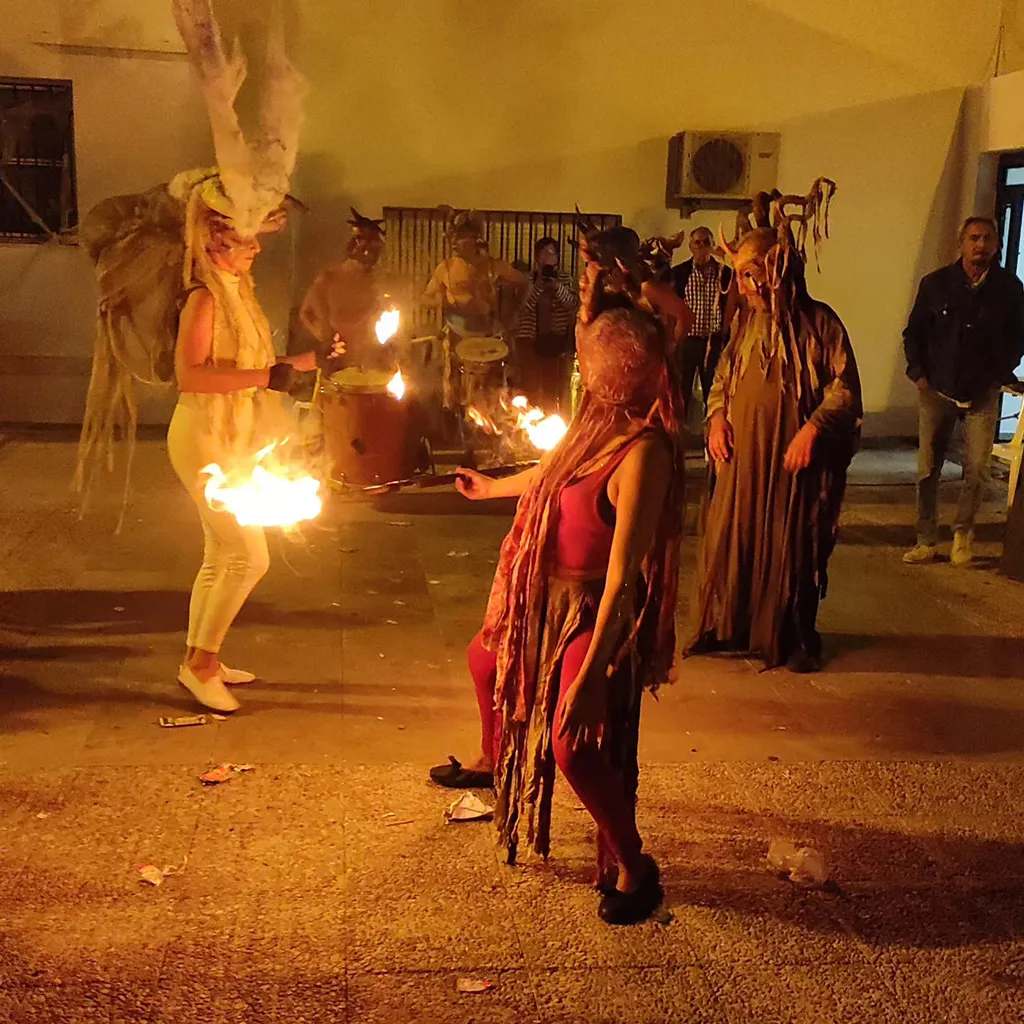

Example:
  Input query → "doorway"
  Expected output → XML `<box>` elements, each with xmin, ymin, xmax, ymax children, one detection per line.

<box><xmin>995</xmin><ymin>154</ymin><xmax>1024</xmax><ymax>439</ymax></box>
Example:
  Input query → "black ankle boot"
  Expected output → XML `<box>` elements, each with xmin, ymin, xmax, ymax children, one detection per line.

<box><xmin>597</xmin><ymin>855</ymin><xmax>663</xmax><ymax>925</ymax></box>
<box><xmin>787</xmin><ymin>648</ymin><xmax>822</xmax><ymax>674</ymax></box>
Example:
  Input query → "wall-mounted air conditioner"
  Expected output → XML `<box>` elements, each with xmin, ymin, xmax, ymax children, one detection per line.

<box><xmin>666</xmin><ymin>131</ymin><xmax>781</xmax><ymax>212</ymax></box>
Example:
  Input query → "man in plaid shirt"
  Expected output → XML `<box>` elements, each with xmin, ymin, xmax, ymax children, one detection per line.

<box><xmin>670</xmin><ymin>227</ymin><xmax>735</xmax><ymax>414</ymax></box>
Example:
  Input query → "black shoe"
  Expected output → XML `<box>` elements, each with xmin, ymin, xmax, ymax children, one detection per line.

<box><xmin>597</xmin><ymin>855</ymin><xmax>663</xmax><ymax>925</ymax></box>
<box><xmin>787</xmin><ymin>649</ymin><xmax>822</xmax><ymax>674</ymax></box>
<box><xmin>429</xmin><ymin>755</ymin><xmax>494</xmax><ymax>789</ymax></box>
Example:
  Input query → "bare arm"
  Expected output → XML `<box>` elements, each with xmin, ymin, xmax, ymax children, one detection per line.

<box><xmin>456</xmin><ymin>464</ymin><xmax>540</xmax><ymax>500</ymax></box>
<box><xmin>421</xmin><ymin>266</ymin><xmax>443</xmax><ymax>307</ymax></box>
<box><xmin>175</xmin><ymin>289</ymin><xmax>271</xmax><ymax>394</ymax></box>
<box><xmin>175</xmin><ymin>289</ymin><xmax>314</xmax><ymax>393</ymax></box>
<box><xmin>578</xmin><ymin>437</ymin><xmax>671</xmax><ymax>679</ymax></box>
<box><xmin>298</xmin><ymin>276</ymin><xmax>332</xmax><ymax>343</ymax></box>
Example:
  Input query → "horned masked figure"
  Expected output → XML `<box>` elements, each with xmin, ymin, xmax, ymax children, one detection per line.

<box><xmin>422</xmin><ymin>209</ymin><xmax>527</xmax><ymax>337</ymax></box>
<box><xmin>299</xmin><ymin>207</ymin><xmax>391</xmax><ymax>371</ymax></box>
<box><xmin>685</xmin><ymin>178</ymin><xmax>862</xmax><ymax>673</ymax></box>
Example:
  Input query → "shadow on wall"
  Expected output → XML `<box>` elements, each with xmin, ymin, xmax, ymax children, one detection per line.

<box><xmin>885</xmin><ymin>91</ymin><xmax>974</xmax><ymax>416</ymax></box>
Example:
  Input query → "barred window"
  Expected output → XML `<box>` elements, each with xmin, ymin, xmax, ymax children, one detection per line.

<box><xmin>382</xmin><ymin>207</ymin><xmax>621</xmax><ymax>333</ymax></box>
<box><xmin>0</xmin><ymin>77</ymin><xmax>78</xmax><ymax>242</ymax></box>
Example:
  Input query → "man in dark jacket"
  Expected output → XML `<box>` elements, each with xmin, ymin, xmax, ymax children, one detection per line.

<box><xmin>670</xmin><ymin>226</ymin><xmax>736</xmax><ymax>414</ymax></box>
<box><xmin>903</xmin><ymin>216</ymin><xmax>1024</xmax><ymax>566</ymax></box>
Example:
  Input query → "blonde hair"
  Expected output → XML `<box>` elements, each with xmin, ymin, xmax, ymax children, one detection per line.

<box><xmin>182</xmin><ymin>186</ymin><xmax>272</xmax><ymax>361</ymax></box>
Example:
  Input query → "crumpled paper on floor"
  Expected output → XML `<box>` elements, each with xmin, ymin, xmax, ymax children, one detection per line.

<box><xmin>138</xmin><ymin>857</ymin><xmax>187</xmax><ymax>887</ymax></box>
<box><xmin>445</xmin><ymin>793</ymin><xmax>494</xmax><ymax>824</ymax></box>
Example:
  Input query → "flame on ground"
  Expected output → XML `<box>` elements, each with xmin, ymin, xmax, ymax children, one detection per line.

<box><xmin>386</xmin><ymin>370</ymin><xmax>406</xmax><ymax>400</ymax></box>
<box><xmin>201</xmin><ymin>444</ymin><xmax>322</xmax><ymax>528</ymax></box>
<box><xmin>375</xmin><ymin>308</ymin><xmax>400</xmax><ymax>345</ymax></box>
<box><xmin>466</xmin><ymin>405</ymin><xmax>500</xmax><ymax>435</ymax></box>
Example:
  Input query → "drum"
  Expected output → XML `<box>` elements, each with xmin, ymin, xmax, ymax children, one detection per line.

<box><xmin>319</xmin><ymin>367</ymin><xmax>415</xmax><ymax>486</ymax></box>
<box><xmin>454</xmin><ymin>336</ymin><xmax>508</xmax><ymax>406</ymax></box>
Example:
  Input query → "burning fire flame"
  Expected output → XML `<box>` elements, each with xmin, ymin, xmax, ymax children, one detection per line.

<box><xmin>466</xmin><ymin>405</ymin><xmax>499</xmax><ymax>434</ymax></box>
<box><xmin>201</xmin><ymin>444</ymin><xmax>322</xmax><ymax>528</ymax></box>
<box><xmin>386</xmin><ymin>370</ymin><xmax>406</xmax><ymax>400</ymax></box>
<box><xmin>518</xmin><ymin>407</ymin><xmax>568</xmax><ymax>450</ymax></box>
<box><xmin>465</xmin><ymin>394</ymin><xmax>567</xmax><ymax>452</ymax></box>
<box><xmin>375</xmin><ymin>308</ymin><xmax>400</xmax><ymax>345</ymax></box>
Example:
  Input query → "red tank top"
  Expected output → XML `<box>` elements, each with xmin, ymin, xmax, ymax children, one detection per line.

<box><xmin>552</xmin><ymin>439</ymin><xmax>639</xmax><ymax>579</ymax></box>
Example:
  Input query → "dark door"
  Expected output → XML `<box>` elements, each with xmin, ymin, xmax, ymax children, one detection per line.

<box><xmin>995</xmin><ymin>155</ymin><xmax>1024</xmax><ymax>439</ymax></box>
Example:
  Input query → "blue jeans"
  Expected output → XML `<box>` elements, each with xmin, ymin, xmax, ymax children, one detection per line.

<box><xmin>916</xmin><ymin>385</ymin><xmax>999</xmax><ymax>545</ymax></box>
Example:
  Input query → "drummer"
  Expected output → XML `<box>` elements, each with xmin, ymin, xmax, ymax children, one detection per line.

<box><xmin>422</xmin><ymin>212</ymin><xmax>528</xmax><ymax>338</ymax></box>
<box><xmin>299</xmin><ymin>208</ymin><xmax>393</xmax><ymax>372</ymax></box>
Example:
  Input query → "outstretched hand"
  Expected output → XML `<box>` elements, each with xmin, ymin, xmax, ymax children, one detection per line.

<box><xmin>455</xmin><ymin>468</ymin><xmax>493</xmax><ymax>500</ymax></box>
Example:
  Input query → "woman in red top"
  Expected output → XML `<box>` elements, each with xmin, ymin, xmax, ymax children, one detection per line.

<box><xmin>431</xmin><ymin>227</ymin><xmax>688</xmax><ymax>925</ymax></box>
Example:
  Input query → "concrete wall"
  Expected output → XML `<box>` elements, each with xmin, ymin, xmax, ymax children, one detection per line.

<box><xmin>0</xmin><ymin>0</ymin><xmax>1007</xmax><ymax>430</ymax></box>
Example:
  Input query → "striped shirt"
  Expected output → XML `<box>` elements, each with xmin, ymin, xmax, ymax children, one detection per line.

<box><xmin>516</xmin><ymin>271</ymin><xmax>580</xmax><ymax>356</ymax></box>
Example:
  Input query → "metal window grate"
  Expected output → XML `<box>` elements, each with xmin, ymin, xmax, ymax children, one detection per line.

<box><xmin>382</xmin><ymin>206</ymin><xmax>621</xmax><ymax>332</ymax></box>
<box><xmin>0</xmin><ymin>77</ymin><xmax>78</xmax><ymax>242</ymax></box>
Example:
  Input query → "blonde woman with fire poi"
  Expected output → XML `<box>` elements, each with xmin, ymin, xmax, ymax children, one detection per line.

<box><xmin>75</xmin><ymin>1</ymin><xmax>332</xmax><ymax>714</ymax></box>
<box><xmin>430</xmin><ymin>225</ymin><xmax>691</xmax><ymax>925</ymax></box>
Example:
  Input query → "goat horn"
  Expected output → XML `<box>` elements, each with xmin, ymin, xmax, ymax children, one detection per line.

<box><xmin>718</xmin><ymin>223</ymin><xmax>739</xmax><ymax>259</ymax></box>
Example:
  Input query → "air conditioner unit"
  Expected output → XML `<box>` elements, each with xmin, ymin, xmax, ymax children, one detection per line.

<box><xmin>666</xmin><ymin>131</ymin><xmax>780</xmax><ymax>211</ymax></box>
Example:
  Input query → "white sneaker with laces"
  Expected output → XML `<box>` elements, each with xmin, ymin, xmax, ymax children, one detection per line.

<box><xmin>951</xmin><ymin>530</ymin><xmax>974</xmax><ymax>566</ymax></box>
<box><xmin>902</xmin><ymin>543</ymin><xmax>936</xmax><ymax>565</ymax></box>
<box><xmin>177</xmin><ymin>665</ymin><xmax>241</xmax><ymax>712</ymax></box>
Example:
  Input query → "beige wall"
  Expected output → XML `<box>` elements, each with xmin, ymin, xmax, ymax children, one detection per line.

<box><xmin>0</xmin><ymin>0</ymin><xmax>1008</xmax><ymax>430</ymax></box>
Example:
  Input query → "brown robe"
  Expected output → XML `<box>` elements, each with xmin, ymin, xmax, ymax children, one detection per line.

<box><xmin>686</xmin><ymin>299</ymin><xmax>862</xmax><ymax>667</ymax></box>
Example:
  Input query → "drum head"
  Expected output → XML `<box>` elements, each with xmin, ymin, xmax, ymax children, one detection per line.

<box><xmin>328</xmin><ymin>367</ymin><xmax>393</xmax><ymax>392</ymax></box>
<box><xmin>455</xmin><ymin>337</ymin><xmax>508</xmax><ymax>363</ymax></box>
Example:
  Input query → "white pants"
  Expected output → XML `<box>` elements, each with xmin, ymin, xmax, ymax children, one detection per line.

<box><xmin>167</xmin><ymin>399</ymin><xmax>269</xmax><ymax>654</ymax></box>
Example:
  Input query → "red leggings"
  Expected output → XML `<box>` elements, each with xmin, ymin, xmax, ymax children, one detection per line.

<box><xmin>468</xmin><ymin>631</ymin><xmax>643</xmax><ymax>869</ymax></box>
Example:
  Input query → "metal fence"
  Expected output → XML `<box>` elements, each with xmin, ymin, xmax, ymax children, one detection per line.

<box><xmin>0</xmin><ymin>77</ymin><xmax>78</xmax><ymax>241</ymax></box>
<box><xmin>382</xmin><ymin>206</ymin><xmax>621</xmax><ymax>333</ymax></box>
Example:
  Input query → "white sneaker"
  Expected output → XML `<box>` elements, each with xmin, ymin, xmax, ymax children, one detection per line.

<box><xmin>178</xmin><ymin>663</ymin><xmax>256</xmax><ymax>686</ymax></box>
<box><xmin>177</xmin><ymin>665</ymin><xmax>240</xmax><ymax>713</ymax></box>
<box><xmin>220</xmin><ymin>664</ymin><xmax>257</xmax><ymax>685</ymax></box>
<box><xmin>951</xmin><ymin>530</ymin><xmax>974</xmax><ymax>566</ymax></box>
<box><xmin>903</xmin><ymin>543</ymin><xmax>937</xmax><ymax>565</ymax></box>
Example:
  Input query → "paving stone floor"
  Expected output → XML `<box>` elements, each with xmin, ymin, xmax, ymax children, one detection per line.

<box><xmin>1</xmin><ymin>435</ymin><xmax>1023</xmax><ymax>1023</ymax></box>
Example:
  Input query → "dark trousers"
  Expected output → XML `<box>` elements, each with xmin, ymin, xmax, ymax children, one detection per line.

<box><xmin>676</xmin><ymin>334</ymin><xmax>724</xmax><ymax>412</ymax></box>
